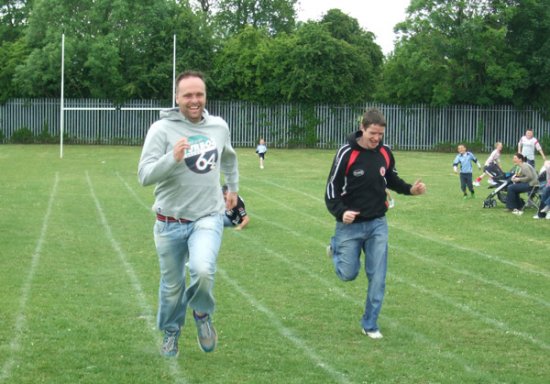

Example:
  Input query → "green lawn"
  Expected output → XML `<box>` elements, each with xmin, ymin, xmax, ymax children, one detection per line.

<box><xmin>0</xmin><ymin>144</ymin><xmax>548</xmax><ymax>384</ymax></box>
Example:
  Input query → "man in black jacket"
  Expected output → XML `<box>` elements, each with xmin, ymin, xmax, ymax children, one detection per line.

<box><xmin>325</xmin><ymin>108</ymin><xmax>426</xmax><ymax>339</ymax></box>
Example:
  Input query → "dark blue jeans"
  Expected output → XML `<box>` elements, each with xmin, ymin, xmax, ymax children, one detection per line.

<box><xmin>506</xmin><ymin>182</ymin><xmax>531</xmax><ymax>210</ymax></box>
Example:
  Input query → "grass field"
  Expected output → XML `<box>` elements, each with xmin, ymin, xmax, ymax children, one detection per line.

<box><xmin>1</xmin><ymin>144</ymin><xmax>549</xmax><ymax>384</ymax></box>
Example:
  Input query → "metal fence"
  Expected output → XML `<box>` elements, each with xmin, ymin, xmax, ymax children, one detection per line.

<box><xmin>1</xmin><ymin>98</ymin><xmax>549</xmax><ymax>151</ymax></box>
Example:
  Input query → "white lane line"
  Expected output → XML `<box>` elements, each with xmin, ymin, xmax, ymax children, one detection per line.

<box><xmin>217</xmin><ymin>268</ymin><xmax>352</xmax><ymax>384</ymax></box>
<box><xmin>231</xmin><ymin>227</ymin><xmax>487</xmax><ymax>380</ymax></box>
<box><xmin>86</xmin><ymin>172</ymin><xmax>188</xmax><ymax>384</ymax></box>
<box><xmin>247</xmin><ymin>178</ymin><xmax>549</xmax><ymax>278</ymax></box>
<box><xmin>253</xmin><ymin>211</ymin><xmax>550</xmax><ymax>351</ymax></box>
<box><xmin>392</xmin><ymin>274</ymin><xmax>550</xmax><ymax>351</ymax></box>
<box><xmin>118</xmin><ymin>175</ymin><xmax>492</xmax><ymax>380</ymax></box>
<box><xmin>0</xmin><ymin>173</ymin><xmax>58</xmax><ymax>383</ymax></box>
<box><xmin>391</xmin><ymin>244</ymin><xmax>550</xmax><ymax>308</ymax></box>
<box><xmin>118</xmin><ymin>173</ymin><xmax>350</xmax><ymax>382</ymax></box>
<box><xmin>390</xmin><ymin>224</ymin><xmax>550</xmax><ymax>279</ymax></box>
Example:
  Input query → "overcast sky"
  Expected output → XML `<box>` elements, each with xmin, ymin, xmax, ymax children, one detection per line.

<box><xmin>296</xmin><ymin>0</ymin><xmax>410</xmax><ymax>55</ymax></box>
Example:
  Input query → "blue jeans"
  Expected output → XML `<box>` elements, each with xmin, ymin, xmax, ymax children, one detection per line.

<box><xmin>537</xmin><ymin>186</ymin><xmax>550</xmax><ymax>217</ymax></box>
<box><xmin>330</xmin><ymin>217</ymin><xmax>389</xmax><ymax>332</ymax></box>
<box><xmin>154</xmin><ymin>213</ymin><xmax>223</xmax><ymax>333</ymax></box>
<box><xmin>506</xmin><ymin>182</ymin><xmax>531</xmax><ymax>210</ymax></box>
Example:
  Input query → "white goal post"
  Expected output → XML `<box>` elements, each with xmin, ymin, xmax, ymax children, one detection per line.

<box><xmin>59</xmin><ymin>34</ymin><xmax>177</xmax><ymax>158</ymax></box>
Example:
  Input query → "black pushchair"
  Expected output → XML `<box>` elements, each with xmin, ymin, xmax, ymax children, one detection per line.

<box><xmin>482</xmin><ymin>167</ymin><xmax>512</xmax><ymax>208</ymax></box>
<box><xmin>482</xmin><ymin>165</ymin><xmax>542</xmax><ymax>209</ymax></box>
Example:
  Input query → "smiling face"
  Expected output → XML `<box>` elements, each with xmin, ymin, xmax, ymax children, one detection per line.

<box><xmin>359</xmin><ymin>123</ymin><xmax>385</xmax><ymax>150</ymax></box>
<box><xmin>176</xmin><ymin>75</ymin><xmax>206</xmax><ymax>123</ymax></box>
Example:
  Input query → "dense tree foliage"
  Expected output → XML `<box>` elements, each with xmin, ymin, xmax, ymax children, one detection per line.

<box><xmin>11</xmin><ymin>0</ymin><xmax>214</xmax><ymax>102</ymax></box>
<box><xmin>214</xmin><ymin>0</ymin><xmax>297</xmax><ymax>37</ymax></box>
<box><xmin>376</xmin><ymin>0</ymin><xmax>550</xmax><ymax>111</ymax></box>
<box><xmin>211</xmin><ymin>13</ymin><xmax>383</xmax><ymax>104</ymax></box>
<box><xmin>1</xmin><ymin>0</ymin><xmax>549</xmax><ymax>111</ymax></box>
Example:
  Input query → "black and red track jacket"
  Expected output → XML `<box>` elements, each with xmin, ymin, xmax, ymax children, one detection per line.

<box><xmin>325</xmin><ymin>131</ymin><xmax>413</xmax><ymax>222</ymax></box>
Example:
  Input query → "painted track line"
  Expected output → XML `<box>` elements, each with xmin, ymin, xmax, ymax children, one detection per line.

<box><xmin>249</xmin><ymin>210</ymin><xmax>549</xmax><ymax>351</ymax></box>
<box><xmin>391</xmin><ymin>244</ymin><xmax>550</xmax><ymax>308</ymax></box>
<box><xmin>391</xmin><ymin>224</ymin><xmax>550</xmax><ymax>279</ymax></box>
<box><xmin>232</xmin><ymin>226</ymin><xmax>488</xmax><ymax>380</ymax></box>
<box><xmin>86</xmin><ymin>172</ymin><xmax>188</xmax><ymax>384</ymax></box>
<box><xmin>218</xmin><ymin>268</ymin><xmax>352</xmax><ymax>384</ymax></box>
<box><xmin>118</xmin><ymin>174</ymin><xmax>351</xmax><ymax>382</ymax></box>
<box><xmin>0</xmin><ymin>173</ymin><xmax>58</xmax><ymax>383</ymax></box>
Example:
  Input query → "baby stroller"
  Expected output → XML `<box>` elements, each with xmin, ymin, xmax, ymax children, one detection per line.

<box><xmin>482</xmin><ymin>165</ymin><xmax>541</xmax><ymax>209</ymax></box>
<box><xmin>482</xmin><ymin>168</ymin><xmax>512</xmax><ymax>208</ymax></box>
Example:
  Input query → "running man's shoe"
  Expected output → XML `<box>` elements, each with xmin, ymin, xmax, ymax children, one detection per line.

<box><xmin>362</xmin><ymin>329</ymin><xmax>383</xmax><ymax>339</ymax></box>
<box><xmin>194</xmin><ymin>311</ymin><xmax>218</xmax><ymax>353</ymax></box>
<box><xmin>161</xmin><ymin>330</ymin><xmax>180</xmax><ymax>357</ymax></box>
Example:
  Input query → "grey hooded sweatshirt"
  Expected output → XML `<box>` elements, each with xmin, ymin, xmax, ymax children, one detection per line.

<box><xmin>138</xmin><ymin>108</ymin><xmax>239</xmax><ymax>221</ymax></box>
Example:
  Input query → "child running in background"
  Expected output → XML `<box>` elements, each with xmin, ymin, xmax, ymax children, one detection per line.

<box><xmin>474</xmin><ymin>141</ymin><xmax>503</xmax><ymax>186</ymax></box>
<box><xmin>256</xmin><ymin>138</ymin><xmax>267</xmax><ymax>169</ymax></box>
<box><xmin>453</xmin><ymin>144</ymin><xmax>482</xmax><ymax>199</ymax></box>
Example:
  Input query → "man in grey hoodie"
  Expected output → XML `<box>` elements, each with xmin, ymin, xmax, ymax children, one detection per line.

<box><xmin>138</xmin><ymin>70</ymin><xmax>239</xmax><ymax>357</ymax></box>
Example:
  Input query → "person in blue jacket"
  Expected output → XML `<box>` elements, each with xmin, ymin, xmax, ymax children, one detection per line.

<box><xmin>453</xmin><ymin>144</ymin><xmax>481</xmax><ymax>199</ymax></box>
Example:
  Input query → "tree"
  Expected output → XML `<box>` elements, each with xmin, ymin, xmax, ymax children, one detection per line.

<box><xmin>212</xmin><ymin>20</ymin><xmax>382</xmax><ymax>104</ymax></box>
<box><xmin>506</xmin><ymin>0</ymin><xmax>550</xmax><ymax>112</ymax></box>
<box><xmin>214</xmin><ymin>0</ymin><xmax>297</xmax><ymax>37</ymax></box>
<box><xmin>377</xmin><ymin>0</ymin><xmax>528</xmax><ymax>106</ymax></box>
<box><xmin>12</xmin><ymin>0</ymin><xmax>214</xmax><ymax>101</ymax></box>
<box><xmin>0</xmin><ymin>0</ymin><xmax>32</xmax><ymax>101</ymax></box>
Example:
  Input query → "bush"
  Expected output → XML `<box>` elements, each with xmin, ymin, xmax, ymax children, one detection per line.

<box><xmin>11</xmin><ymin>127</ymin><xmax>34</xmax><ymax>144</ymax></box>
<box><xmin>36</xmin><ymin>122</ymin><xmax>57</xmax><ymax>144</ymax></box>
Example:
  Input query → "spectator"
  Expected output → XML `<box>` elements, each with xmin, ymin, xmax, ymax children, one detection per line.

<box><xmin>518</xmin><ymin>129</ymin><xmax>546</xmax><ymax>169</ymax></box>
<box><xmin>506</xmin><ymin>153</ymin><xmax>538</xmax><ymax>215</ymax></box>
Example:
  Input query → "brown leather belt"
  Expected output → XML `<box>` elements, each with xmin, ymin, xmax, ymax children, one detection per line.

<box><xmin>156</xmin><ymin>213</ymin><xmax>190</xmax><ymax>223</ymax></box>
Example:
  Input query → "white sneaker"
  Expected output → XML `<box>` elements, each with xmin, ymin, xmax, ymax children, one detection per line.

<box><xmin>488</xmin><ymin>180</ymin><xmax>497</xmax><ymax>186</ymax></box>
<box><xmin>533</xmin><ymin>214</ymin><xmax>540</xmax><ymax>219</ymax></box>
<box><xmin>546</xmin><ymin>215</ymin><xmax>550</xmax><ymax>220</ymax></box>
<box><xmin>512</xmin><ymin>209</ymin><xmax>523</xmax><ymax>216</ymax></box>
<box><xmin>473</xmin><ymin>181</ymin><xmax>480</xmax><ymax>187</ymax></box>
<box><xmin>541</xmin><ymin>206</ymin><xmax>550</xmax><ymax>213</ymax></box>
<box><xmin>362</xmin><ymin>329</ymin><xmax>383</xmax><ymax>339</ymax></box>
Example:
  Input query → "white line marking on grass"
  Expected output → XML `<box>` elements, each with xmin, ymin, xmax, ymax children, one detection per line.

<box><xmin>232</xmin><ymin>227</ymin><xmax>488</xmax><ymax>380</ymax></box>
<box><xmin>390</xmin><ymin>224</ymin><xmax>550</xmax><ymax>279</ymax></box>
<box><xmin>116</xmin><ymin>172</ymin><xmax>152</xmax><ymax>212</ymax></box>
<box><xmin>252</xmin><ymin>212</ymin><xmax>550</xmax><ymax>353</ymax></box>
<box><xmin>217</xmin><ymin>268</ymin><xmax>352</xmax><ymax>384</ymax></box>
<box><xmin>86</xmin><ymin>172</ymin><xmax>188</xmax><ymax>384</ymax></box>
<box><xmin>0</xmin><ymin>173</ymin><xmax>58</xmax><ymax>383</ymax></box>
<box><xmin>242</xmin><ymin>185</ymin><xmax>330</xmax><ymax>227</ymax></box>
<box><xmin>391</xmin><ymin>244</ymin><xmax>550</xmax><ymax>308</ymax></box>
<box><xmin>119</xmin><ymin>174</ymin><xmax>489</xmax><ymax>380</ymax></box>
<box><xmin>391</xmin><ymin>274</ymin><xmax>550</xmax><ymax>351</ymax></box>
<box><xmin>251</xmin><ymin>180</ymin><xmax>549</xmax><ymax>279</ymax></box>
<box><xmin>241</xmin><ymin>176</ymin><xmax>325</xmax><ymax>203</ymax></box>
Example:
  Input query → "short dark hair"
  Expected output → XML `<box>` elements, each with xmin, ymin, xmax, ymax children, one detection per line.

<box><xmin>175</xmin><ymin>70</ymin><xmax>206</xmax><ymax>93</ymax></box>
<box><xmin>361</xmin><ymin>108</ymin><xmax>386</xmax><ymax>128</ymax></box>
<box><xmin>221</xmin><ymin>184</ymin><xmax>228</xmax><ymax>193</ymax></box>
